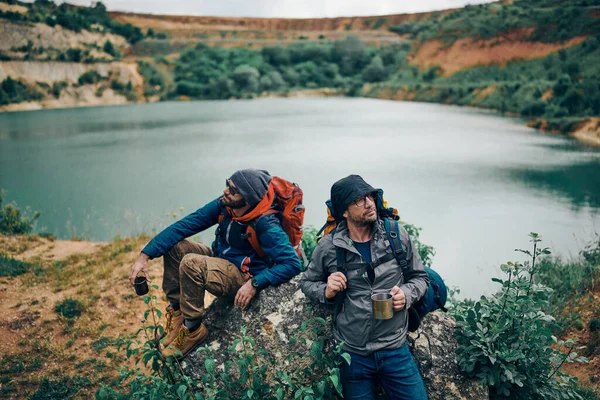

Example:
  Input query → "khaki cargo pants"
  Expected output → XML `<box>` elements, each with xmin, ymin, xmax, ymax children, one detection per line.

<box><xmin>163</xmin><ymin>240</ymin><xmax>248</xmax><ymax>323</ymax></box>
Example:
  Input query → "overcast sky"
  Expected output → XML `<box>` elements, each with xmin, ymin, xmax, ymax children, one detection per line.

<box><xmin>54</xmin><ymin>0</ymin><xmax>497</xmax><ymax>18</ymax></box>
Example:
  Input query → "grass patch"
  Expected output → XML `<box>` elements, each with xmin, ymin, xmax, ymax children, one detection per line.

<box><xmin>92</xmin><ymin>336</ymin><xmax>112</xmax><ymax>352</ymax></box>
<box><xmin>536</xmin><ymin>237</ymin><xmax>600</xmax><ymax>334</ymax></box>
<box><xmin>55</xmin><ymin>298</ymin><xmax>85</xmax><ymax>319</ymax></box>
<box><xmin>0</xmin><ymin>253</ymin><xmax>33</xmax><ymax>276</ymax></box>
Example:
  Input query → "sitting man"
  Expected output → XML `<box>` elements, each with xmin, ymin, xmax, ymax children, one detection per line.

<box><xmin>129</xmin><ymin>169</ymin><xmax>301</xmax><ymax>358</ymax></box>
<box><xmin>300</xmin><ymin>174</ymin><xmax>429</xmax><ymax>400</ymax></box>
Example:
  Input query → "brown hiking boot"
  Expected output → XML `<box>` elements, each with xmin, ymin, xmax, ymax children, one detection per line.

<box><xmin>161</xmin><ymin>324</ymin><xmax>208</xmax><ymax>359</ymax></box>
<box><xmin>161</xmin><ymin>305</ymin><xmax>183</xmax><ymax>349</ymax></box>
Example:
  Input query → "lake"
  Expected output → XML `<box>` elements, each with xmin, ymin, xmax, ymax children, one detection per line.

<box><xmin>1</xmin><ymin>98</ymin><xmax>599</xmax><ymax>299</ymax></box>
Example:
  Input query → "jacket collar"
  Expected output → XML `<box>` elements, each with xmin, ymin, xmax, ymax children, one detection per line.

<box><xmin>332</xmin><ymin>218</ymin><xmax>386</xmax><ymax>252</ymax></box>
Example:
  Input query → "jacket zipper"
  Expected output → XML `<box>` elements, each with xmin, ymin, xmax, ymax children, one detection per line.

<box><xmin>362</xmin><ymin>268</ymin><xmax>376</xmax><ymax>344</ymax></box>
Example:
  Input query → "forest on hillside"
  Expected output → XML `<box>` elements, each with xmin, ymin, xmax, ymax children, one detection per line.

<box><xmin>0</xmin><ymin>0</ymin><xmax>599</xmax><ymax>131</ymax></box>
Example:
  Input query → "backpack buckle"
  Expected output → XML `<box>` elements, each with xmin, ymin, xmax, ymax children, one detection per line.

<box><xmin>389</xmin><ymin>231</ymin><xmax>398</xmax><ymax>239</ymax></box>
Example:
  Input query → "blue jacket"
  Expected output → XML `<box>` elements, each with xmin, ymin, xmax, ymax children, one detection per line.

<box><xmin>142</xmin><ymin>198</ymin><xmax>301</xmax><ymax>289</ymax></box>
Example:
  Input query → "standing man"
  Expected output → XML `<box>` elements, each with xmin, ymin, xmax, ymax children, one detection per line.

<box><xmin>300</xmin><ymin>175</ymin><xmax>429</xmax><ymax>400</ymax></box>
<box><xmin>129</xmin><ymin>169</ymin><xmax>301</xmax><ymax>359</ymax></box>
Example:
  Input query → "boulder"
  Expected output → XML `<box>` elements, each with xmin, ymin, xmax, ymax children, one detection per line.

<box><xmin>183</xmin><ymin>276</ymin><xmax>488</xmax><ymax>400</ymax></box>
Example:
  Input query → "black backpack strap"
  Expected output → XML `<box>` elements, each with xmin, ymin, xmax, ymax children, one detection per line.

<box><xmin>384</xmin><ymin>218</ymin><xmax>409</xmax><ymax>273</ymax></box>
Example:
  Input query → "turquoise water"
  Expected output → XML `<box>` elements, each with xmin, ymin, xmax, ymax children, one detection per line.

<box><xmin>1</xmin><ymin>98</ymin><xmax>599</xmax><ymax>298</ymax></box>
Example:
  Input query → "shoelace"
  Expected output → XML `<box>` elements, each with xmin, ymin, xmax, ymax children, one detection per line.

<box><xmin>174</xmin><ymin>328</ymin><xmax>188</xmax><ymax>347</ymax></box>
<box><xmin>165</xmin><ymin>309</ymin><xmax>174</xmax><ymax>332</ymax></box>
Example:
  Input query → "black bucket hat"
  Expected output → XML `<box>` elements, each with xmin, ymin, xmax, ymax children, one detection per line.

<box><xmin>330</xmin><ymin>174</ymin><xmax>377</xmax><ymax>218</ymax></box>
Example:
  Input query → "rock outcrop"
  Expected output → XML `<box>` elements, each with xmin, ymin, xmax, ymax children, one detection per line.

<box><xmin>183</xmin><ymin>276</ymin><xmax>488</xmax><ymax>400</ymax></box>
<box><xmin>0</xmin><ymin>20</ymin><xmax>128</xmax><ymax>52</ymax></box>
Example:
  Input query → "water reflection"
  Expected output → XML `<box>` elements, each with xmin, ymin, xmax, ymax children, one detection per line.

<box><xmin>505</xmin><ymin>160</ymin><xmax>600</xmax><ymax>210</ymax></box>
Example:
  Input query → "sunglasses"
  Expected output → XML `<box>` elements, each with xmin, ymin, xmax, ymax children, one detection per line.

<box><xmin>225</xmin><ymin>179</ymin><xmax>239</xmax><ymax>196</ymax></box>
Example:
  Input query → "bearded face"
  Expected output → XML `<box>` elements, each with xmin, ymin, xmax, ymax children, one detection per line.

<box><xmin>222</xmin><ymin>179</ymin><xmax>248</xmax><ymax>209</ymax></box>
<box><xmin>343</xmin><ymin>194</ymin><xmax>377</xmax><ymax>227</ymax></box>
<box><xmin>222</xmin><ymin>197</ymin><xmax>248</xmax><ymax>209</ymax></box>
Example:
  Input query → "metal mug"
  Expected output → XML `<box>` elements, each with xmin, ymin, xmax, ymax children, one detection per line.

<box><xmin>371</xmin><ymin>292</ymin><xmax>393</xmax><ymax>320</ymax></box>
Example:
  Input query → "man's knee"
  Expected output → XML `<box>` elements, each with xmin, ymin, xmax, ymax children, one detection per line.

<box><xmin>180</xmin><ymin>253</ymin><xmax>210</xmax><ymax>277</ymax></box>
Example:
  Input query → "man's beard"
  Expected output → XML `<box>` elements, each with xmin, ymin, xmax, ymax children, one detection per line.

<box><xmin>222</xmin><ymin>198</ymin><xmax>247</xmax><ymax>209</ymax></box>
<box><xmin>347</xmin><ymin>210</ymin><xmax>377</xmax><ymax>227</ymax></box>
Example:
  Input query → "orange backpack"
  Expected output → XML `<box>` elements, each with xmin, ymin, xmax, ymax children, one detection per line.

<box><xmin>220</xmin><ymin>177</ymin><xmax>305</xmax><ymax>262</ymax></box>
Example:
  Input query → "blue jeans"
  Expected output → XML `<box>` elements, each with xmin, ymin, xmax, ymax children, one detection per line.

<box><xmin>340</xmin><ymin>344</ymin><xmax>428</xmax><ymax>400</ymax></box>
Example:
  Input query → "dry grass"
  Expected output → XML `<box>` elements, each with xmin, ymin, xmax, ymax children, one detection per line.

<box><xmin>0</xmin><ymin>234</ymin><xmax>168</xmax><ymax>399</ymax></box>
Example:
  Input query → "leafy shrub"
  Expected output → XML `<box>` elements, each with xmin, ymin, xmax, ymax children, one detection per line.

<box><xmin>51</xmin><ymin>81</ymin><xmax>68</xmax><ymax>98</ymax></box>
<box><xmin>31</xmin><ymin>377</ymin><xmax>79</xmax><ymax>400</ymax></box>
<box><xmin>109</xmin><ymin>80</ymin><xmax>137</xmax><ymax>101</ymax></box>
<box><xmin>402</xmin><ymin>222</ymin><xmax>436</xmax><ymax>266</ymax></box>
<box><xmin>102</xmin><ymin>40</ymin><xmax>118</xmax><ymax>57</ymax></box>
<box><xmin>0</xmin><ymin>10</ymin><xmax>26</xmax><ymax>21</ymax></box>
<box><xmin>422</xmin><ymin>66</ymin><xmax>441</xmax><ymax>82</ymax></box>
<box><xmin>452</xmin><ymin>233</ymin><xmax>587</xmax><ymax>399</ymax></box>
<box><xmin>232</xmin><ymin>65</ymin><xmax>260</xmax><ymax>92</ymax></box>
<box><xmin>66</xmin><ymin>48</ymin><xmax>82</xmax><ymax>62</ymax></box>
<box><xmin>0</xmin><ymin>254</ymin><xmax>32</xmax><ymax>277</ymax></box>
<box><xmin>55</xmin><ymin>298</ymin><xmax>84</xmax><ymax>319</ymax></box>
<box><xmin>0</xmin><ymin>190</ymin><xmax>40</xmax><ymax>234</ymax></box>
<box><xmin>108</xmin><ymin>81</ymin><xmax>124</xmax><ymax>94</ymax></box>
<box><xmin>362</xmin><ymin>56</ymin><xmax>387</xmax><ymax>82</ymax></box>
<box><xmin>98</xmin><ymin>287</ymin><xmax>348</xmax><ymax>400</ymax></box>
<box><xmin>78</xmin><ymin>70</ymin><xmax>103</xmax><ymax>85</ymax></box>
<box><xmin>137</xmin><ymin>60</ymin><xmax>165</xmax><ymax>96</ymax></box>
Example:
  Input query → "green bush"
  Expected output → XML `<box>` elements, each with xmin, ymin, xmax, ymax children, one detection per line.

<box><xmin>78</xmin><ymin>70</ymin><xmax>103</xmax><ymax>85</ymax></box>
<box><xmin>0</xmin><ymin>254</ymin><xmax>33</xmax><ymax>277</ymax></box>
<box><xmin>102</xmin><ymin>40</ymin><xmax>118</xmax><ymax>57</ymax></box>
<box><xmin>535</xmin><ymin>236</ymin><xmax>600</xmax><ymax>334</ymax></box>
<box><xmin>452</xmin><ymin>233</ymin><xmax>587</xmax><ymax>399</ymax></box>
<box><xmin>362</xmin><ymin>56</ymin><xmax>387</xmax><ymax>82</ymax></box>
<box><xmin>0</xmin><ymin>77</ymin><xmax>43</xmax><ymax>106</ymax></box>
<box><xmin>99</xmin><ymin>294</ymin><xmax>348</xmax><ymax>400</ymax></box>
<box><xmin>137</xmin><ymin>60</ymin><xmax>165</xmax><ymax>96</ymax></box>
<box><xmin>0</xmin><ymin>190</ymin><xmax>40</xmax><ymax>234</ymax></box>
<box><xmin>66</xmin><ymin>48</ymin><xmax>82</xmax><ymax>62</ymax></box>
<box><xmin>55</xmin><ymin>298</ymin><xmax>85</xmax><ymax>319</ymax></box>
<box><xmin>110</xmin><ymin>79</ymin><xmax>124</xmax><ymax>91</ymax></box>
<box><xmin>51</xmin><ymin>81</ymin><xmax>68</xmax><ymax>98</ymax></box>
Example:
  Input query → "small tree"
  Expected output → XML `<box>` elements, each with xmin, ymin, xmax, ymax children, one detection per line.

<box><xmin>232</xmin><ymin>65</ymin><xmax>260</xmax><ymax>93</ymax></box>
<box><xmin>362</xmin><ymin>56</ymin><xmax>387</xmax><ymax>82</ymax></box>
<box><xmin>103</xmin><ymin>40</ymin><xmax>117</xmax><ymax>57</ymax></box>
<box><xmin>0</xmin><ymin>191</ymin><xmax>40</xmax><ymax>235</ymax></box>
<box><xmin>452</xmin><ymin>233</ymin><xmax>587</xmax><ymax>399</ymax></box>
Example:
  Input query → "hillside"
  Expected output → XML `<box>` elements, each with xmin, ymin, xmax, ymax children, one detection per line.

<box><xmin>0</xmin><ymin>0</ymin><xmax>599</xmax><ymax>144</ymax></box>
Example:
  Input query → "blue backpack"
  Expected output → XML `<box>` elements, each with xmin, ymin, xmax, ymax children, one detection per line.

<box><xmin>319</xmin><ymin>190</ymin><xmax>448</xmax><ymax>332</ymax></box>
<box><xmin>383</xmin><ymin>218</ymin><xmax>448</xmax><ymax>332</ymax></box>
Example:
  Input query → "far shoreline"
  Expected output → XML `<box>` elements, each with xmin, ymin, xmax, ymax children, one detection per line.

<box><xmin>1</xmin><ymin>90</ymin><xmax>598</xmax><ymax>147</ymax></box>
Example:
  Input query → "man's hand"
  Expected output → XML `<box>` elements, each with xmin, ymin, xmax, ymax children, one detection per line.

<box><xmin>391</xmin><ymin>286</ymin><xmax>406</xmax><ymax>311</ymax></box>
<box><xmin>234</xmin><ymin>280</ymin><xmax>257</xmax><ymax>310</ymax></box>
<box><xmin>325</xmin><ymin>272</ymin><xmax>347</xmax><ymax>300</ymax></box>
<box><xmin>129</xmin><ymin>253</ymin><xmax>150</xmax><ymax>285</ymax></box>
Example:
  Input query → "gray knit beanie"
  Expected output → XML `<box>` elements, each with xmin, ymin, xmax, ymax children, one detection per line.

<box><xmin>229</xmin><ymin>169</ymin><xmax>272</xmax><ymax>207</ymax></box>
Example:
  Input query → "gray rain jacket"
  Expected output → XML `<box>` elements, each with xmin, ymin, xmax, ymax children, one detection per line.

<box><xmin>300</xmin><ymin>218</ymin><xmax>429</xmax><ymax>356</ymax></box>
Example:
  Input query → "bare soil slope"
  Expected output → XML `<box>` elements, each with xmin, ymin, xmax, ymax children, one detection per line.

<box><xmin>410</xmin><ymin>29</ymin><xmax>588</xmax><ymax>76</ymax></box>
